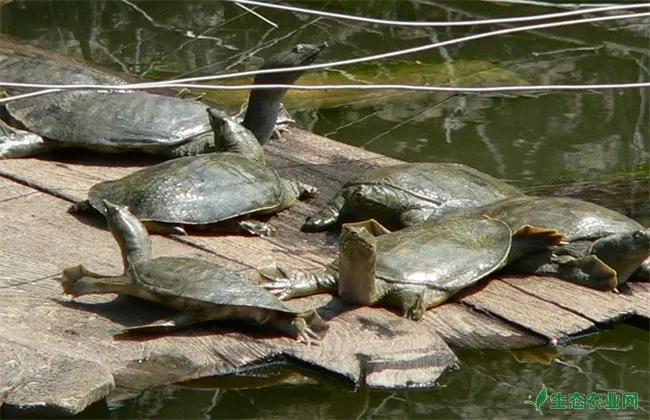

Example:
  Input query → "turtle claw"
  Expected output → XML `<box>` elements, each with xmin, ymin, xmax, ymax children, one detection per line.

<box><xmin>293</xmin><ymin>318</ymin><xmax>321</xmax><ymax>346</ymax></box>
<box><xmin>263</xmin><ymin>280</ymin><xmax>294</xmax><ymax>300</ymax></box>
<box><xmin>406</xmin><ymin>288</ymin><xmax>427</xmax><ymax>321</ymax></box>
<box><xmin>170</xmin><ymin>226</ymin><xmax>188</xmax><ymax>236</ymax></box>
<box><xmin>237</xmin><ymin>220</ymin><xmax>276</xmax><ymax>237</ymax></box>
<box><xmin>260</xmin><ymin>265</ymin><xmax>299</xmax><ymax>300</ymax></box>
<box><xmin>69</xmin><ymin>200</ymin><xmax>92</xmax><ymax>213</ymax></box>
<box><xmin>175</xmin><ymin>88</ymin><xmax>205</xmax><ymax>101</ymax></box>
<box><xmin>292</xmin><ymin>312</ymin><xmax>328</xmax><ymax>345</ymax></box>
<box><xmin>297</xmin><ymin>182</ymin><xmax>319</xmax><ymax>200</ymax></box>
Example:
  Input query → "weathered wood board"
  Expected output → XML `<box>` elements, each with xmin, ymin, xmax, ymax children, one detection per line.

<box><xmin>0</xmin><ymin>176</ymin><xmax>457</xmax><ymax>416</ymax></box>
<box><xmin>1</xmin><ymin>127</ymin><xmax>647</xmax><ymax>416</ymax></box>
<box><xmin>0</xmin><ymin>34</ymin><xmax>647</xmax><ymax>416</ymax></box>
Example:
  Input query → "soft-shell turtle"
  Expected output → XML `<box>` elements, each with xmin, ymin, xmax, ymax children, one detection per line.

<box><xmin>73</xmin><ymin>109</ymin><xmax>317</xmax><ymax>236</ymax></box>
<box><xmin>0</xmin><ymin>43</ymin><xmax>326</xmax><ymax>158</ymax></box>
<box><xmin>263</xmin><ymin>216</ymin><xmax>564</xmax><ymax>319</ymax></box>
<box><xmin>60</xmin><ymin>200</ymin><xmax>329</xmax><ymax>344</ymax></box>
<box><xmin>302</xmin><ymin>162</ymin><xmax>523</xmax><ymax>232</ymax></box>
<box><xmin>471</xmin><ymin>196</ymin><xmax>650</xmax><ymax>289</ymax></box>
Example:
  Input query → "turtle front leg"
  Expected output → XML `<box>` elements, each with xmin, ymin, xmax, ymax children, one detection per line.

<box><xmin>260</xmin><ymin>264</ymin><xmax>338</xmax><ymax>300</ymax></box>
<box><xmin>302</xmin><ymin>194</ymin><xmax>345</xmax><ymax>232</ymax></box>
<box><xmin>399</xmin><ymin>208</ymin><xmax>434</xmax><ymax>227</ymax></box>
<box><xmin>270</xmin><ymin>103</ymin><xmax>295</xmax><ymax>140</ymax></box>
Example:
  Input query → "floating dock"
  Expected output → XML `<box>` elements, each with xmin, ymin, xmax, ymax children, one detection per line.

<box><xmin>0</xmin><ymin>128</ymin><xmax>647</xmax><ymax>416</ymax></box>
<box><xmin>0</xmin><ymin>35</ymin><xmax>647</xmax><ymax>417</ymax></box>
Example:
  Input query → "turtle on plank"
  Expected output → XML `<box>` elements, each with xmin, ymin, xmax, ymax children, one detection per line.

<box><xmin>302</xmin><ymin>162</ymin><xmax>523</xmax><ymax>232</ymax></box>
<box><xmin>470</xmin><ymin>196</ymin><xmax>650</xmax><ymax>289</ymax></box>
<box><xmin>0</xmin><ymin>43</ymin><xmax>326</xmax><ymax>158</ymax></box>
<box><xmin>72</xmin><ymin>109</ymin><xmax>317</xmax><ymax>236</ymax></box>
<box><xmin>263</xmin><ymin>216</ymin><xmax>564</xmax><ymax>319</ymax></box>
<box><xmin>60</xmin><ymin>200</ymin><xmax>329</xmax><ymax>344</ymax></box>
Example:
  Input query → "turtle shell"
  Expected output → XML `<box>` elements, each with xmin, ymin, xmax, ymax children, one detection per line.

<box><xmin>132</xmin><ymin>256</ymin><xmax>299</xmax><ymax>314</ymax></box>
<box><xmin>1</xmin><ymin>54</ymin><xmax>212</xmax><ymax>151</ymax></box>
<box><xmin>474</xmin><ymin>196</ymin><xmax>644</xmax><ymax>241</ymax></box>
<box><xmin>0</xmin><ymin>54</ymin><xmax>125</xmax><ymax>86</ymax></box>
<box><xmin>345</xmin><ymin>162</ymin><xmax>522</xmax><ymax>207</ymax></box>
<box><xmin>373</xmin><ymin>216</ymin><xmax>513</xmax><ymax>291</ymax></box>
<box><xmin>6</xmin><ymin>91</ymin><xmax>212</xmax><ymax>151</ymax></box>
<box><xmin>88</xmin><ymin>153</ymin><xmax>285</xmax><ymax>224</ymax></box>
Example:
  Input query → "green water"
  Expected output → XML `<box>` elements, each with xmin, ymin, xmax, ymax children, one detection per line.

<box><xmin>1</xmin><ymin>0</ymin><xmax>648</xmax><ymax>418</ymax></box>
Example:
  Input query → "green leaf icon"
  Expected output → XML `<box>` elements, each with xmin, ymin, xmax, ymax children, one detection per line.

<box><xmin>524</xmin><ymin>384</ymin><xmax>548</xmax><ymax>415</ymax></box>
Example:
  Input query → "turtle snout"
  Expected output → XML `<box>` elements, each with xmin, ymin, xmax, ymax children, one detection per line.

<box><xmin>633</xmin><ymin>230</ymin><xmax>650</xmax><ymax>247</ymax></box>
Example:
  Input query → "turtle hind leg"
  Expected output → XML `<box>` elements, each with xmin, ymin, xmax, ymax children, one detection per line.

<box><xmin>0</xmin><ymin>120</ymin><xmax>63</xmax><ymax>158</ymax></box>
<box><xmin>281</xmin><ymin>310</ymin><xmax>329</xmax><ymax>345</ymax></box>
<box><xmin>121</xmin><ymin>311</ymin><xmax>209</xmax><ymax>335</ymax></box>
<box><xmin>405</xmin><ymin>289</ymin><xmax>427</xmax><ymax>320</ymax></box>
<box><xmin>193</xmin><ymin>218</ymin><xmax>275</xmax><ymax>237</ymax></box>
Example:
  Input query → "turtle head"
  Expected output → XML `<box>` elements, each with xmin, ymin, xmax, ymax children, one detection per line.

<box><xmin>207</xmin><ymin>108</ymin><xmax>265</xmax><ymax>163</ymax></box>
<box><xmin>243</xmin><ymin>43</ymin><xmax>326</xmax><ymax>145</ymax></box>
<box><xmin>591</xmin><ymin>229</ymin><xmax>650</xmax><ymax>286</ymax></box>
<box><xmin>338</xmin><ymin>221</ymin><xmax>380</xmax><ymax>305</ymax></box>
<box><xmin>341</xmin><ymin>184</ymin><xmax>405</xmax><ymax>230</ymax></box>
<box><xmin>255</xmin><ymin>42</ymin><xmax>327</xmax><ymax>85</ymax></box>
<box><xmin>102</xmin><ymin>200</ymin><xmax>152</xmax><ymax>270</ymax></box>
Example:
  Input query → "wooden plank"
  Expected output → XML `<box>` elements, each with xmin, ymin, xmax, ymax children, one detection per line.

<box><xmin>0</xmin><ymin>178</ymin><xmax>458</xmax><ymax>415</ymax></box>
<box><xmin>2</xmin><ymin>130</ymin><xmax>646</xmax><ymax>415</ymax></box>
<box><xmin>620</xmin><ymin>282</ymin><xmax>650</xmax><ymax>330</ymax></box>
<box><xmin>2</xmin><ymin>134</ymin><xmax>644</xmax><ymax>345</ymax></box>
<box><xmin>457</xmin><ymin>278</ymin><xmax>598</xmax><ymax>343</ymax></box>
<box><xmin>421</xmin><ymin>303</ymin><xmax>544</xmax><ymax>350</ymax></box>
<box><xmin>500</xmin><ymin>274</ymin><xmax>636</xmax><ymax>325</ymax></box>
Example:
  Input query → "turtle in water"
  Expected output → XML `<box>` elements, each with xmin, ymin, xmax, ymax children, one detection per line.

<box><xmin>263</xmin><ymin>216</ymin><xmax>564</xmax><ymax>319</ymax></box>
<box><xmin>72</xmin><ymin>109</ymin><xmax>317</xmax><ymax>236</ymax></box>
<box><xmin>0</xmin><ymin>42</ymin><xmax>326</xmax><ymax>158</ymax></box>
<box><xmin>60</xmin><ymin>200</ymin><xmax>329</xmax><ymax>344</ymax></box>
<box><xmin>302</xmin><ymin>162</ymin><xmax>523</xmax><ymax>232</ymax></box>
<box><xmin>470</xmin><ymin>196</ymin><xmax>650</xmax><ymax>289</ymax></box>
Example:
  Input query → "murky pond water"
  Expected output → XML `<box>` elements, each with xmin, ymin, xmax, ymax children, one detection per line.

<box><xmin>1</xmin><ymin>0</ymin><xmax>648</xmax><ymax>418</ymax></box>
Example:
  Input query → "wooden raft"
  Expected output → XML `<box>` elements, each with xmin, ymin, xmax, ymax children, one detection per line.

<box><xmin>0</xmin><ymin>129</ymin><xmax>647</xmax><ymax>416</ymax></box>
